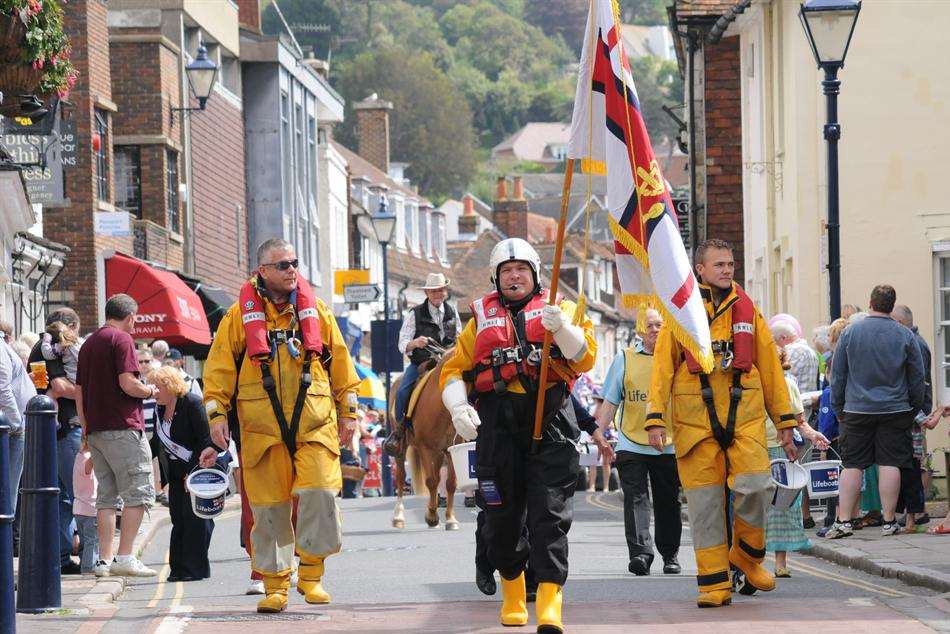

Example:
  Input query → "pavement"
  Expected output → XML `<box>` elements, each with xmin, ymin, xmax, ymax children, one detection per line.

<box><xmin>804</xmin><ymin>499</ymin><xmax>950</xmax><ymax>593</ymax></box>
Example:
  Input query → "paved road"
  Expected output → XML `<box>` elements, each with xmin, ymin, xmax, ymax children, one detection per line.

<box><xmin>22</xmin><ymin>492</ymin><xmax>950</xmax><ymax>632</ymax></box>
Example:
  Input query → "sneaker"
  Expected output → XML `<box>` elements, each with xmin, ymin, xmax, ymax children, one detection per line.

<box><xmin>94</xmin><ymin>560</ymin><xmax>111</xmax><ymax>577</ymax></box>
<box><xmin>823</xmin><ymin>520</ymin><xmax>853</xmax><ymax>539</ymax></box>
<box><xmin>109</xmin><ymin>557</ymin><xmax>157</xmax><ymax>577</ymax></box>
<box><xmin>881</xmin><ymin>521</ymin><xmax>901</xmax><ymax>536</ymax></box>
<box><xmin>246</xmin><ymin>580</ymin><xmax>265</xmax><ymax>595</ymax></box>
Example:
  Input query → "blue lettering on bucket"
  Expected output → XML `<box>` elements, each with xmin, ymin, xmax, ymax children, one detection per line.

<box><xmin>468</xmin><ymin>449</ymin><xmax>477</xmax><ymax>479</ymax></box>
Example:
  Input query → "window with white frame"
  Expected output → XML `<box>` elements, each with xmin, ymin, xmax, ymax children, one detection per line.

<box><xmin>309</xmin><ymin>195</ymin><xmax>320</xmax><ymax>281</ymax></box>
<box><xmin>280</xmin><ymin>90</ymin><xmax>292</xmax><ymax>237</ymax></box>
<box><xmin>404</xmin><ymin>200</ymin><xmax>415</xmax><ymax>252</ymax></box>
<box><xmin>419</xmin><ymin>207</ymin><xmax>429</xmax><ymax>257</ymax></box>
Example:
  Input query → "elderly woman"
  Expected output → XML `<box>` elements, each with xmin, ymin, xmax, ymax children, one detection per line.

<box><xmin>149</xmin><ymin>365</ymin><xmax>218</xmax><ymax>582</ymax></box>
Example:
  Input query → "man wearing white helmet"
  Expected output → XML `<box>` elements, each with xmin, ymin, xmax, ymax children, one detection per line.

<box><xmin>440</xmin><ymin>237</ymin><xmax>604</xmax><ymax>633</ymax></box>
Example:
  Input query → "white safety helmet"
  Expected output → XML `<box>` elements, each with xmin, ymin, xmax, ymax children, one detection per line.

<box><xmin>489</xmin><ymin>238</ymin><xmax>542</xmax><ymax>292</ymax></box>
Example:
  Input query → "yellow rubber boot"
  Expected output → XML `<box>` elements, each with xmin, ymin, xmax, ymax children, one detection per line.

<box><xmin>535</xmin><ymin>582</ymin><xmax>563</xmax><ymax>633</ymax></box>
<box><xmin>297</xmin><ymin>558</ymin><xmax>331</xmax><ymax>604</ymax></box>
<box><xmin>257</xmin><ymin>575</ymin><xmax>290</xmax><ymax>613</ymax></box>
<box><xmin>696</xmin><ymin>589</ymin><xmax>732</xmax><ymax>608</ymax></box>
<box><xmin>499</xmin><ymin>572</ymin><xmax>528</xmax><ymax>626</ymax></box>
<box><xmin>729</xmin><ymin>518</ymin><xmax>775</xmax><ymax>592</ymax></box>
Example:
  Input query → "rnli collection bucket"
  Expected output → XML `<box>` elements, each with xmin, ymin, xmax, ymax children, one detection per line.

<box><xmin>801</xmin><ymin>447</ymin><xmax>843</xmax><ymax>500</ymax></box>
<box><xmin>448</xmin><ymin>442</ymin><xmax>477</xmax><ymax>493</ymax></box>
<box><xmin>578</xmin><ymin>441</ymin><xmax>600</xmax><ymax>467</ymax></box>
<box><xmin>186</xmin><ymin>467</ymin><xmax>230</xmax><ymax>519</ymax></box>
<box><xmin>769</xmin><ymin>459</ymin><xmax>808</xmax><ymax>510</ymax></box>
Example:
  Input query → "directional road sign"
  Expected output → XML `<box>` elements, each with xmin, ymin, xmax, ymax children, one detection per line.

<box><xmin>344</xmin><ymin>284</ymin><xmax>382</xmax><ymax>303</ymax></box>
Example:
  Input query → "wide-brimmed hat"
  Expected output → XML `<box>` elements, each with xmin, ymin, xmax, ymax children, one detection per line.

<box><xmin>420</xmin><ymin>273</ymin><xmax>450</xmax><ymax>290</ymax></box>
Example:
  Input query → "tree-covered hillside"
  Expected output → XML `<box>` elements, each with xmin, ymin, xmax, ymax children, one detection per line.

<box><xmin>263</xmin><ymin>0</ymin><xmax>677</xmax><ymax>200</ymax></box>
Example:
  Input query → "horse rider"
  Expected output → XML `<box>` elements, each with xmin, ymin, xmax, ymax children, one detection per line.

<box><xmin>204</xmin><ymin>238</ymin><xmax>360</xmax><ymax>613</ymax></box>
<box><xmin>440</xmin><ymin>237</ymin><xmax>609</xmax><ymax>633</ymax></box>
<box><xmin>647</xmin><ymin>239</ymin><xmax>794</xmax><ymax>608</ymax></box>
<box><xmin>597</xmin><ymin>307</ymin><xmax>682</xmax><ymax>577</ymax></box>
<box><xmin>384</xmin><ymin>272</ymin><xmax>459</xmax><ymax>456</ymax></box>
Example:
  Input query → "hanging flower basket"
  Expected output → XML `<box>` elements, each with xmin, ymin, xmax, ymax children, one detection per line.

<box><xmin>0</xmin><ymin>1</ymin><xmax>77</xmax><ymax>109</ymax></box>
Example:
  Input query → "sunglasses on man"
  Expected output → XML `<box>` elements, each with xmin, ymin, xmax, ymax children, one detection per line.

<box><xmin>262</xmin><ymin>259</ymin><xmax>299</xmax><ymax>271</ymax></box>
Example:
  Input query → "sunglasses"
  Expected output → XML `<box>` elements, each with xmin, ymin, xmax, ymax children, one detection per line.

<box><xmin>262</xmin><ymin>259</ymin><xmax>299</xmax><ymax>271</ymax></box>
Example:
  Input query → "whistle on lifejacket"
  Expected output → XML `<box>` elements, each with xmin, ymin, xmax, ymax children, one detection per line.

<box><xmin>286</xmin><ymin>337</ymin><xmax>301</xmax><ymax>359</ymax></box>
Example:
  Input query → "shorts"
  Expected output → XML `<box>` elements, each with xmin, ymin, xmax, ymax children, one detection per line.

<box><xmin>87</xmin><ymin>429</ymin><xmax>155</xmax><ymax>509</ymax></box>
<box><xmin>839</xmin><ymin>411</ymin><xmax>915</xmax><ymax>470</ymax></box>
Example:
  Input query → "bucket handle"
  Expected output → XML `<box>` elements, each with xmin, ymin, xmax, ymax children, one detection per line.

<box><xmin>799</xmin><ymin>444</ymin><xmax>841</xmax><ymax>464</ymax></box>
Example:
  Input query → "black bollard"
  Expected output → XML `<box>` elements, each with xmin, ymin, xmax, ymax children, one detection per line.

<box><xmin>0</xmin><ymin>414</ymin><xmax>16</xmax><ymax>632</ymax></box>
<box><xmin>16</xmin><ymin>395</ymin><xmax>60</xmax><ymax>614</ymax></box>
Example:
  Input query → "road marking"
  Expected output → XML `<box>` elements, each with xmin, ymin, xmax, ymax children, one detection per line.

<box><xmin>147</xmin><ymin>550</ymin><xmax>172</xmax><ymax>608</ymax></box>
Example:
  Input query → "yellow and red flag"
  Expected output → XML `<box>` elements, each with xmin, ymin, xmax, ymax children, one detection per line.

<box><xmin>567</xmin><ymin>0</ymin><xmax>713</xmax><ymax>372</ymax></box>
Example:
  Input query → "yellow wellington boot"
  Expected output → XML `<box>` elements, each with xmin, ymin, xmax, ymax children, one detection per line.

<box><xmin>297</xmin><ymin>558</ymin><xmax>332</xmax><ymax>604</ymax></box>
<box><xmin>696</xmin><ymin>589</ymin><xmax>732</xmax><ymax>608</ymax></box>
<box><xmin>257</xmin><ymin>576</ymin><xmax>290</xmax><ymax>613</ymax></box>
<box><xmin>535</xmin><ymin>582</ymin><xmax>563</xmax><ymax>634</ymax></box>
<box><xmin>499</xmin><ymin>572</ymin><xmax>528</xmax><ymax>626</ymax></box>
<box><xmin>729</xmin><ymin>551</ymin><xmax>775</xmax><ymax>592</ymax></box>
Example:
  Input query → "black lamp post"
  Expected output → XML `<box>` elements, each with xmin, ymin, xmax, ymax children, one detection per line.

<box><xmin>799</xmin><ymin>0</ymin><xmax>861</xmax><ymax>321</ymax></box>
<box><xmin>370</xmin><ymin>198</ymin><xmax>397</xmax><ymax>496</ymax></box>
<box><xmin>171</xmin><ymin>45</ymin><xmax>219</xmax><ymax>121</ymax></box>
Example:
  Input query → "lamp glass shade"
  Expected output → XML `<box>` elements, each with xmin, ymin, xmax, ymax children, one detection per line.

<box><xmin>371</xmin><ymin>211</ymin><xmax>397</xmax><ymax>244</ymax></box>
<box><xmin>799</xmin><ymin>0</ymin><xmax>861</xmax><ymax>67</ymax></box>
<box><xmin>186</xmin><ymin>45</ymin><xmax>219</xmax><ymax>105</ymax></box>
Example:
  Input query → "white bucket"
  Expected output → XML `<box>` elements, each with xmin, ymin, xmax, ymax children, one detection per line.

<box><xmin>801</xmin><ymin>459</ymin><xmax>842</xmax><ymax>500</ymax></box>
<box><xmin>186</xmin><ymin>467</ymin><xmax>230</xmax><ymax>519</ymax></box>
<box><xmin>769</xmin><ymin>459</ymin><xmax>808</xmax><ymax>510</ymax></box>
<box><xmin>448</xmin><ymin>442</ymin><xmax>477</xmax><ymax>493</ymax></box>
<box><xmin>578</xmin><ymin>442</ymin><xmax>600</xmax><ymax>467</ymax></box>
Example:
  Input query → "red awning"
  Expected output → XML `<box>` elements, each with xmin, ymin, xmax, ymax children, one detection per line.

<box><xmin>105</xmin><ymin>252</ymin><xmax>212</xmax><ymax>345</ymax></box>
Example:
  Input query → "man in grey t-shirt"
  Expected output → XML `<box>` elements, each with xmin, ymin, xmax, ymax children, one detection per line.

<box><xmin>826</xmin><ymin>285</ymin><xmax>925</xmax><ymax>539</ymax></box>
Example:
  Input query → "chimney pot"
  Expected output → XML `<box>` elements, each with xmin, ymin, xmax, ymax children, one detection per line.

<box><xmin>513</xmin><ymin>176</ymin><xmax>525</xmax><ymax>201</ymax></box>
<box><xmin>463</xmin><ymin>195</ymin><xmax>475</xmax><ymax>217</ymax></box>
<box><xmin>496</xmin><ymin>176</ymin><xmax>508</xmax><ymax>201</ymax></box>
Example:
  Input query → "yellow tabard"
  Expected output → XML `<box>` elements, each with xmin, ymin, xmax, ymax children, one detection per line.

<box><xmin>620</xmin><ymin>348</ymin><xmax>672</xmax><ymax>447</ymax></box>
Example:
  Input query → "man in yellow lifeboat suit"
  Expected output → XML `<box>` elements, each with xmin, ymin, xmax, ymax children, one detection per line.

<box><xmin>440</xmin><ymin>238</ymin><xmax>606</xmax><ymax>634</ymax></box>
<box><xmin>203</xmin><ymin>238</ymin><xmax>359</xmax><ymax>613</ymax></box>
<box><xmin>648</xmin><ymin>239</ymin><xmax>796</xmax><ymax>608</ymax></box>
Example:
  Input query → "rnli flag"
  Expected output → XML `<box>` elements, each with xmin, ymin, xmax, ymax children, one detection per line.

<box><xmin>566</xmin><ymin>0</ymin><xmax>713</xmax><ymax>372</ymax></box>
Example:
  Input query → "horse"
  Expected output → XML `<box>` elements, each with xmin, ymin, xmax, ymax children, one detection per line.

<box><xmin>388</xmin><ymin>351</ymin><xmax>461</xmax><ymax>531</ymax></box>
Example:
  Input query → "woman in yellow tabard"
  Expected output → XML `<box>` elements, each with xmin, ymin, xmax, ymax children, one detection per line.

<box><xmin>648</xmin><ymin>239</ymin><xmax>795</xmax><ymax>608</ymax></box>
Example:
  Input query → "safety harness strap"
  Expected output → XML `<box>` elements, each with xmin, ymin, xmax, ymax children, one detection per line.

<box><xmin>698</xmin><ymin>371</ymin><xmax>744</xmax><ymax>451</ymax></box>
<box><xmin>259</xmin><ymin>350</ymin><xmax>314</xmax><ymax>457</ymax></box>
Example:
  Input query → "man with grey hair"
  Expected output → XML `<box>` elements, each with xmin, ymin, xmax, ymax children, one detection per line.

<box><xmin>77</xmin><ymin>293</ymin><xmax>159</xmax><ymax>577</ymax></box>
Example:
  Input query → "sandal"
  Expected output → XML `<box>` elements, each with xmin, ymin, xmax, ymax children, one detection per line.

<box><xmin>855</xmin><ymin>514</ymin><xmax>883</xmax><ymax>529</ymax></box>
<box><xmin>927</xmin><ymin>524</ymin><xmax>950</xmax><ymax>535</ymax></box>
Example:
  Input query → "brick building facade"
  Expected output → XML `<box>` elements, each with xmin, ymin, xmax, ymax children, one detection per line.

<box><xmin>46</xmin><ymin>0</ymin><xmax>132</xmax><ymax>329</ymax></box>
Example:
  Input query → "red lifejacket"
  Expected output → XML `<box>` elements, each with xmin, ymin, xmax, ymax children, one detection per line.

<box><xmin>469</xmin><ymin>290</ymin><xmax>575</xmax><ymax>393</ymax></box>
<box><xmin>238</xmin><ymin>275</ymin><xmax>324</xmax><ymax>364</ymax></box>
<box><xmin>684</xmin><ymin>282</ymin><xmax>755</xmax><ymax>374</ymax></box>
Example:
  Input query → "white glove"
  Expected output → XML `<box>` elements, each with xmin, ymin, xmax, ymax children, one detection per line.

<box><xmin>442</xmin><ymin>379</ymin><xmax>481</xmax><ymax>441</ymax></box>
<box><xmin>541</xmin><ymin>304</ymin><xmax>568</xmax><ymax>333</ymax></box>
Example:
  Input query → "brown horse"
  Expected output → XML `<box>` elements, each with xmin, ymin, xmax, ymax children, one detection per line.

<box><xmin>388</xmin><ymin>353</ymin><xmax>462</xmax><ymax>530</ymax></box>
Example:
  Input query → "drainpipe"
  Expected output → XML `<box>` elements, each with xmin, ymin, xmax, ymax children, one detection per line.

<box><xmin>178</xmin><ymin>13</ymin><xmax>196</xmax><ymax>276</ymax></box>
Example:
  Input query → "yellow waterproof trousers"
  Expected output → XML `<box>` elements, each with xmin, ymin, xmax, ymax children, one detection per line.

<box><xmin>677</xmin><ymin>434</ymin><xmax>773</xmax><ymax>593</ymax></box>
<box><xmin>243</xmin><ymin>441</ymin><xmax>343</xmax><ymax>590</ymax></box>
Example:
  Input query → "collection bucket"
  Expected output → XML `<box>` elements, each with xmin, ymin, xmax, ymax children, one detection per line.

<box><xmin>578</xmin><ymin>442</ymin><xmax>600</xmax><ymax>467</ymax></box>
<box><xmin>448</xmin><ymin>442</ymin><xmax>477</xmax><ymax>493</ymax></box>
<box><xmin>800</xmin><ymin>446</ymin><xmax>844</xmax><ymax>500</ymax></box>
<box><xmin>769</xmin><ymin>459</ymin><xmax>808</xmax><ymax>510</ymax></box>
<box><xmin>186</xmin><ymin>467</ymin><xmax>230</xmax><ymax>519</ymax></box>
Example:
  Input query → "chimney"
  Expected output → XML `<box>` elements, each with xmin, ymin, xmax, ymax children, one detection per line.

<box><xmin>462</xmin><ymin>194</ymin><xmax>475</xmax><ymax>216</ymax></box>
<box><xmin>493</xmin><ymin>174</ymin><xmax>528</xmax><ymax>240</ymax></box>
<box><xmin>458</xmin><ymin>194</ymin><xmax>479</xmax><ymax>236</ymax></box>
<box><xmin>302</xmin><ymin>50</ymin><xmax>330</xmax><ymax>78</ymax></box>
<box><xmin>236</xmin><ymin>0</ymin><xmax>262</xmax><ymax>32</ymax></box>
<box><xmin>355</xmin><ymin>93</ymin><xmax>393</xmax><ymax>174</ymax></box>
<box><xmin>545</xmin><ymin>224</ymin><xmax>556</xmax><ymax>243</ymax></box>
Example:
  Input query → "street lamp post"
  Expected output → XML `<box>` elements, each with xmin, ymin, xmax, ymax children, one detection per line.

<box><xmin>799</xmin><ymin>0</ymin><xmax>861</xmax><ymax>321</ymax></box>
<box><xmin>370</xmin><ymin>199</ymin><xmax>397</xmax><ymax>497</ymax></box>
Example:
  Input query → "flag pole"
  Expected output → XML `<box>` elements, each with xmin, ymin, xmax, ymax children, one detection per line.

<box><xmin>531</xmin><ymin>158</ymin><xmax>575</xmax><ymax>455</ymax></box>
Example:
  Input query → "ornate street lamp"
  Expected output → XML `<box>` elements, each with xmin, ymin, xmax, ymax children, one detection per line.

<box><xmin>370</xmin><ymin>197</ymin><xmax>397</xmax><ymax>496</ymax></box>
<box><xmin>171</xmin><ymin>45</ymin><xmax>219</xmax><ymax>121</ymax></box>
<box><xmin>799</xmin><ymin>0</ymin><xmax>861</xmax><ymax>321</ymax></box>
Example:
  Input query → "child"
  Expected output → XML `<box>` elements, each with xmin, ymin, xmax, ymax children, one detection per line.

<box><xmin>41</xmin><ymin>321</ymin><xmax>81</xmax><ymax>418</ymax></box>
<box><xmin>73</xmin><ymin>443</ymin><xmax>99</xmax><ymax>574</ymax></box>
